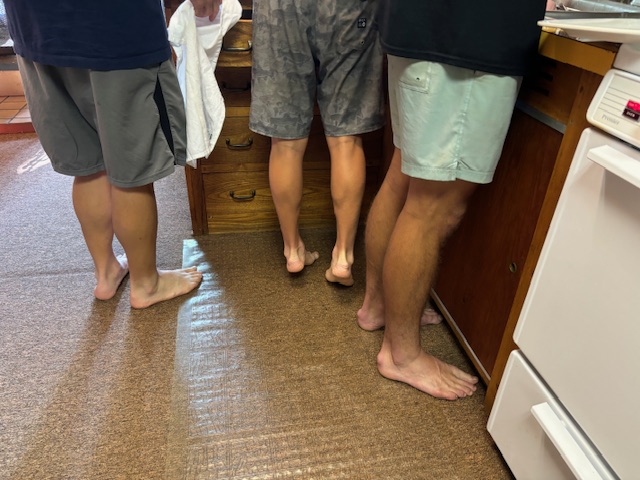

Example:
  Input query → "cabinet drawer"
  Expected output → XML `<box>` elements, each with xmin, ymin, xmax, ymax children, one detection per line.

<box><xmin>202</xmin><ymin>112</ymin><xmax>336</xmax><ymax>173</ymax></box>
<box><xmin>204</xmin><ymin>166</ymin><xmax>380</xmax><ymax>234</ymax></box>
<box><xmin>488</xmin><ymin>351</ymin><xmax>614</xmax><ymax>480</ymax></box>
<box><xmin>222</xmin><ymin>19</ymin><xmax>252</xmax><ymax>51</ymax></box>
<box><xmin>218</xmin><ymin>19</ymin><xmax>252</xmax><ymax>70</ymax></box>
<box><xmin>519</xmin><ymin>57</ymin><xmax>582</xmax><ymax>125</ymax></box>
<box><xmin>201</xmin><ymin>108</ymin><xmax>270</xmax><ymax>172</ymax></box>
<box><xmin>204</xmin><ymin>170</ymin><xmax>336</xmax><ymax>233</ymax></box>
<box><xmin>217</xmin><ymin>66</ymin><xmax>251</xmax><ymax>107</ymax></box>
<box><xmin>205</xmin><ymin>170</ymin><xmax>277</xmax><ymax>233</ymax></box>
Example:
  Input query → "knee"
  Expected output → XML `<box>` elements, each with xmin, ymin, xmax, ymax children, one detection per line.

<box><xmin>406</xmin><ymin>193</ymin><xmax>469</xmax><ymax>239</ymax></box>
<box><xmin>443</xmin><ymin>203</ymin><xmax>468</xmax><ymax>235</ymax></box>
<box><xmin>327</xmin><ymin>135</ymin><xmax>365</xmax><ymax>161</ymax></box>
<box><xmin>271</xmin><ymin>137</ymin><xmax>308</xmax><ymax>158</ymax></box>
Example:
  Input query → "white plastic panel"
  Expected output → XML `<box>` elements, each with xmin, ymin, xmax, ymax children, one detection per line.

<box><xmin>488</xmin><ymin>351</ymin><xmax>615</xmax><ymax>480</ymax></box>
<box><xmin>587</xmin><ymin>69</ymin><xmax>640</xmax><ymax>149</ymax></box>
<box><xmin>514</xmin><ymin>128</ymin><xmax>639</xmax><ymax>479</ymax></box>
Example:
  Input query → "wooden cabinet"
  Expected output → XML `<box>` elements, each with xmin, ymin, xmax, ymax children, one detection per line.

<box><xmin>430</xmin><ymin>36</ymin><xmax>618</xmax><ymax>411</ymax></box>
<box><xmin>183</xmin><ymin>4</ymin><xmax>385</xmax><ymax>234</ymax></box>
<box><xmin>433</xmin><ymin>106</ymin><xmax>563</xmax><ymax>380</ymax></box>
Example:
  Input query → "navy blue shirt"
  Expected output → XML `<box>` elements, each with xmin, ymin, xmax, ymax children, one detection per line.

<box><xmin>377</xmin><ymin>1</ymin><xmax>545</xmax><ymax>76</ymax></box>
<box><xmin>5</xmin><ymin>0</ymin><xmax>171</xmax><ymax>70</ymax></box>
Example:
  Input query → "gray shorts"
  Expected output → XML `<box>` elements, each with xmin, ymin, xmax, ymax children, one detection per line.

<box><xmin>388</xmin><ymin>55</ymin><xmax>521</xmax><ymax>184</ymax></box>
<box><xmin>249</xmin><ymin>0</ymin><xmax>385</xmax><ymax>139</ymax></box>
<box><xmin>17</xmin><ymin>57</ymin><xmax>187</xmax><ymax>188</ymax></box>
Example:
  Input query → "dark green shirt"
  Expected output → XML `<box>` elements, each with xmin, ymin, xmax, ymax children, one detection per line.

<box><xmin>377</xmin><ymin>1</ymin><xmax>545</xmax><ymax>76</ymax></box>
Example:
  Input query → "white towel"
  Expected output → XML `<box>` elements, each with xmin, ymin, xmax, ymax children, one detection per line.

<box><xmin>168</xmin><ymin>0</ymin><xmax>242</xmax><ymax>167</ymax></box>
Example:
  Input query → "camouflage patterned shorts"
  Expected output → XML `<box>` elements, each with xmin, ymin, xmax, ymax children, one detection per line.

<box><xmin>249</xmin><ymin>0</ymin><xmax>385</xmax><ymax>139</ymax></box>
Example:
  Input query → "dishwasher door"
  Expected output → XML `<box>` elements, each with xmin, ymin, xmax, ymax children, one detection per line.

<box><xmin>513</xmin><ymin>128</ymin><xmax>640</xmax><ymax>479</ymax></box>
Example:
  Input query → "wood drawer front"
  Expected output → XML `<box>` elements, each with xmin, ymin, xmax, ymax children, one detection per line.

<box><xmin>204</xmin><ymin>167</ymin><xmax>380</xmax><ymax>234</ymax></box>
<box><xmin>218</xmin><ymin>50</ymin><xmax>252</xmax><ymax>68</ymax></box>
<box><xmin>203</xmin><ymin>113</ymin><xmax>336</xmax><ymax>172</ymax></box>
<box><xmin>205</xmin><ymin>170</ymin><xmax>335</xmax><ymax>233</ymax></box>
<box><xmin>222</xmin><ymin>19</ymin><xmax>252</xmax><ymax>52</ymax></box>
<box><xmin>218</xmin><ymin>20</ymin><xmax>252</xmax><ymax>68</ymax></box>
<box><xmin>205</xmin><ymin>170</ymin><xmax>276</xmax><ymax>233</ymax></box>
<box><xmin>518</xmin><ymin>57</ymin><xmax>582</xmax><ymax>125</ymax></box>
<box><xmin>217</xmin><ymin>66</ymin><xmax>251</xmax><ymax>107</ymax></box>
<box><xmin>201</xmin><ymin>110</ymin><xmax>269</xmax><ymax>172</ymax></box>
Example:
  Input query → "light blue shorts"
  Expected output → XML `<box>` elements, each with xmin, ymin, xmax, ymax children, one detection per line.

<box><xmin>388</xmin><ymin>55</ymin><xmax>521</xmax><ymax>184</ymax></box>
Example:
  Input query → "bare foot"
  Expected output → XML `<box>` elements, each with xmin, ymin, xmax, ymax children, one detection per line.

<box><xmin>357</xmin><ymin>305</ymin><xmax>442</xmax><ymax>331</ymax></box>
<box><xmin>325</xmin><ymin>247</ymin><xmax>355</xmax><ymax>286</ymax></box>
<box><xmin>285</xmin><ymin>244</ymin><xmax>319</xmax><ymax>273</ymax></box>
<box><xmin>357</xmin><ymin>303</ymin><xmax>384</xmax><ymax>331</ymax></box>
<box><xmin>94</xmin><ymin>254</ymin><xmax>129</xmax><ymax>301</ymax></box>
<box><xmin>421</xmin><ymin>307</ymin><xmax>443</xmax><ymax>325</ymax></box>
<box><xmin>377</xmin><ymin>345</ymin><xmax>478</xmax><ymax>400</ymax></box>
<box><xmin>325</xmin><ymin>263</ymin><xmax>354</xmax><ymax>287</ymax></box>
<box><xmin>130</xmin><ymin>266</ymin><xmax>203</xmax><ymax>309</ymax></box>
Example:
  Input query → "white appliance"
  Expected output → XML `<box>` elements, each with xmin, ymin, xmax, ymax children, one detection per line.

<box><xmin>487</xmin><ymin>43</ymin><xmax>640</xmax><ymax>480</ymax></box>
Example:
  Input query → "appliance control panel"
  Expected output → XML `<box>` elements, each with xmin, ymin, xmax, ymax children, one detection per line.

<box><xmin>588</xmin><ymin>69</ymin><xmax>640</xmax><ymax>150</ymax></box>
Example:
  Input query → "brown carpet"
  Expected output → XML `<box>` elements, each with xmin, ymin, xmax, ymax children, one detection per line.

<box><xmin>0</xmin><ymin>133</ymin><xmax>191</xmax><ymax>480</ymax></box>
<box><xmin>0</xmin><ymin>133</ymin><xmax>512</xmax><ymax>479</ymax></box>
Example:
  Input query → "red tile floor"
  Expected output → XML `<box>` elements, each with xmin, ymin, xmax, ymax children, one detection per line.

<box><xmin>0</xmin><ymin>94</ymin><xmax>34</xmax><ymax>134</ymax></box>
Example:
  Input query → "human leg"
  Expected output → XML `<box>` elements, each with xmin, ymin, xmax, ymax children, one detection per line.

<box><xmin>311</xmin><ymin>0</ymin><xmax>382</xmax><ymax>286</ymax></box>
<box><xmin>323</xmin><ymin>135</ymin><xmax>366</xmax><ymax>287</ymax></box>
<box><xmin>109</xmin><ymin>182</ymin><xmax>201</xmax><ymax>309</ymax></box>
<box><xmin>269</xmin><ymin>137</ymin><xmax>319</xmax><ymax>273</ymax></box>
<box><xmin>72</xmin><ymin>171</ymin><xmax>129</xmax><ymax>300</ymax></box>
<box><xmin>376</xmin><ymin>177</ymin><xmax>479</xmax><ymax>400</ymax></box>
<box><xmin>356</xmin><ymin>148</ymin><xmax>445</xmax><ymax>330</ymax></box>
<box><xmin>357</xmin><ymin>147</ymin><xmax>408</xmax><ymax>329</ymax></box>
<box><xmin>17</xmin><ymin>58</ymin><xmax>198</xmax><ymax>308</ymax></box>
<box><xmin>365</xmin><ymin>58</ymin><xmax>520</xmax><ymax>397</ymax></box>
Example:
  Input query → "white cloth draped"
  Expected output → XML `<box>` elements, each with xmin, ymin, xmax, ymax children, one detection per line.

<box><xmin>168</xmin><ymin>0</ymin><xmax>242</xmax><ymax>167</ymax></box>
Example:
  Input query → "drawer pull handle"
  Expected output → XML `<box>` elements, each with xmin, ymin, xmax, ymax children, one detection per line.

<box><xmin>531</xmin><ymin>402</ymin><xmax>605</xmax><ymax>480</ymax></box>
<box><xmin>221</xmin><ymin>81</ymin><xmax>251</xmax><ymax>93</ymax></box>
<box><xmin>225</xmin><ymin>137</ymin><xmax>253</xmax><ymax>150</ymax></box>
<box><xmin>222</xmin><ymin>40</ymin><xmax>253</xmax><ymax>52</ymax></box>
<box><xmin>229</xmin><ymin>190</ymin><xmax>256</xmax><ymax>202</ymax></box>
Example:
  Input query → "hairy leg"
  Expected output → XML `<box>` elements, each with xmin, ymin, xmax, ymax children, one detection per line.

<box><xmin>324</xmin><ymin>135</ymin><xmax>366</xmax><ymax>286</ymax></box>
<box><xmin>72</xmin><ymin>171</ymin><xmax>129</xmax><ymax>300</ymax></box>
<box><xmin>376</xmin><ymin>177</ymin><xmax>479</xmax><ymax>400</ymax></box>
<box><xmin>269</xmin><ymin>137</ymin><xmax>319</xmax><ymax>273</ymax></box>
<box><xmin>357</xmin><ymin>148</ymin><xmax>408</xmax><ymax>330</ymax></box>
<box><xmin>110</xmin><ymin>183</ymin><xmax>202</xmax><ymax>309</ymax></box>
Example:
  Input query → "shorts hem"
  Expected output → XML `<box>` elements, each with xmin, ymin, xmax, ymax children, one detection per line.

<box><xmin>109</xmin><ymin>165</ymin><xmax>175</xmax><ymax>188</ymax></box>
<box><xmin>249</xmin><ymin>123</ymin><xmax>309</xmax><ymax>140</ymax></box>
<box><xmin>402</xmin><ymin>164</ymin><xmax>494</xmax><ymax>185</ymax></box>
<box><xmin>250</xmin><ymin>122</ymin><xmax>385</xmax><ymax>140</ymax></box>
<box><xmin>324</xmin><ymin>122</ymin><xmax>385</xmax><ymax>138</ymax></box>
<box><xmin>53</xmin><ymin>165</ymin><xmax>105</xmax><ymax>178</ymax></box>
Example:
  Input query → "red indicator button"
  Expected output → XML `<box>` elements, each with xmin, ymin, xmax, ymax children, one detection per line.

<box><xmin>627</xmin><ymin>100</ymin><xmax>640</xmax><ymax>112</ymax></box>
<box><xmin>623</xmin><ymin>100</ymin><xmax>640</xmax><ymax>121</ymax></box>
